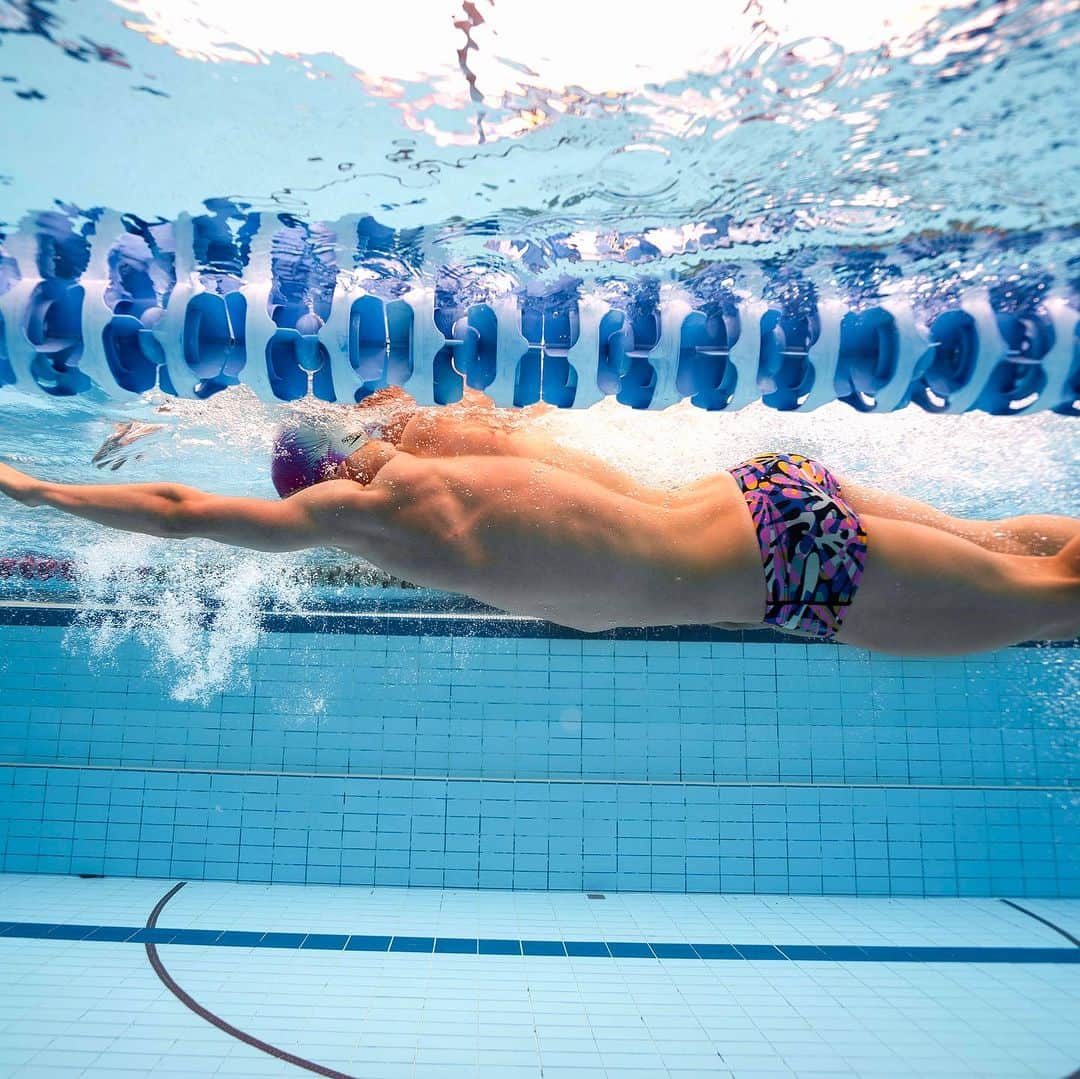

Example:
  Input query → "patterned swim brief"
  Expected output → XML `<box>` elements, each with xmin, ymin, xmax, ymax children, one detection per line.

<box><xmin>728</xmin><ymin>453</ymin><xmax>868</xmax><ymax>640</ymax></box>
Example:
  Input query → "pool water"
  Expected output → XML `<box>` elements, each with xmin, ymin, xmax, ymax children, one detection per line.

<box><xmin>1</xmin><ymin>1</ymin><xmax>1079</xmax><ymax>1076</ymax></box>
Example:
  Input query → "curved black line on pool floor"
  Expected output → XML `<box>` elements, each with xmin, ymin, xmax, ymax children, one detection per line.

<box><xmin>144</xmin><ymin>881</ymin><xmax>355</xmax><ymax>1079</ymax></box>
<box><xmin>1000</xmin><ymin>899</ymin><xmax>1080</xmax><ymax>948</ymax></box>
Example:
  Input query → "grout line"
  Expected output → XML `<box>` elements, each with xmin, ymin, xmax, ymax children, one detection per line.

<box><xmin>2</xmin><ymin>600</ymin><xmax>1073</xmax><ymax>646</ymax></box>
<box><xmin>0</xmin><ymin>759</ymin><xmax>1073</xmax><ymax>791</ymax></box>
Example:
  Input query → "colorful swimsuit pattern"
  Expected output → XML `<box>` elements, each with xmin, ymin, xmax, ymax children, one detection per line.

<box><xmin>728</xmin><ymin>453</ymin><xmax>868</xmax><ymax>640</ymax></box>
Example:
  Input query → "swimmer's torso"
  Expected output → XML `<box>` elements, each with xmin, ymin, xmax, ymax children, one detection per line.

<box><xmin>330</xmin><ymin>451</ymin><xmax>765</xmax><ymax>632</ymax></box>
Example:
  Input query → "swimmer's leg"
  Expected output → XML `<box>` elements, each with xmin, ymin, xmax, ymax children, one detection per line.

<box><xmin>833</xmin><ymin>475</ymin><xmax>1080</xmax><ymax>556</ymax></box>
<box><xmin>838</xmin><ymin>516</ymin><xmax>1080</xmax><ymax>655</ymax></box>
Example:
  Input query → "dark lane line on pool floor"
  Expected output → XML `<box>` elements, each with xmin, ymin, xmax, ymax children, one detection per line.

<box><xmin>1</xmin><ymin>912</ymin><xmax>1078</xmax><ymax>964</ymax></box>
<box><xmin>142</xmin><ymin>881</ymin><xmax>356</xmax><ymax>1079</ymax></box>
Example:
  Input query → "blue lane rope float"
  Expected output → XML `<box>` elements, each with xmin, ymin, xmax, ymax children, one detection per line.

<box><xmin>0</xmin><ymin>210</ymin><xmax>1077</xmax><ymax>414</ymax></box>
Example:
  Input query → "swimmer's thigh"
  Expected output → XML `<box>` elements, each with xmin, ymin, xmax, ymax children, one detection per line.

<box><xmin>837</xmin><ymin>514</ymin><xmax>1069</xmax><ymax>655</ymax></box>
<box><xmin>832</xmin><ymin>473</ymin><xmax>1078</xmax><ymax>555</ymax></box>
<box><xmin>831</xmin><ymin>474</ymin><xmax>965</xmax><ymax>533</ymax></box>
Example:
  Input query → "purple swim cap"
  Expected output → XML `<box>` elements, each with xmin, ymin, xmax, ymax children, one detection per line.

<box><xmin>271</xmin><ymin>424</ymin><xmax>350</xmax><ymax>498</ymax></box>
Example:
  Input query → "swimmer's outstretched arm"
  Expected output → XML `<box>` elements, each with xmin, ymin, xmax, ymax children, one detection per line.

<box><xmin>0</xmin><ymin>461</ymin><xmax>362</xmax><ymax>553</ymax></box>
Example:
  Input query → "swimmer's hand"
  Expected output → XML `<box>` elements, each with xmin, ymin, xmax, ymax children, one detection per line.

<box><xmin>0</xmin><ymin>461</ymin><xmax>45</xmax><ymax>506</ymax></box>
<box><xmin>454</xmin><ymin>387</ymin><xmax>496</xmax><ymax>410</ymax></box>
<box><xmin>92</xmin><ymin>420</ymin><xmax>167</xmax><ymax>471</ymax></box>
<box><xmin>353</xmin><ymin>386</ymin><xmax>417</xmax><ymax>446</ymax></box>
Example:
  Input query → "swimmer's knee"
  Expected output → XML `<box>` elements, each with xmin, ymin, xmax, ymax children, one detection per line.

<box><xmin>1013</xmin><ymin>549</ymin><xmax>1080</xmax><ymax>641</ymax></box>
<box><xmin>1057</xmin><ymin>535</ymin><xmax>1080</xmax><ymax>579</ymax></box>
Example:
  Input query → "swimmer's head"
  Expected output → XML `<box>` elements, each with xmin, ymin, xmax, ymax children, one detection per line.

<box><xmin>270</xmin><ymin>388</ymin><xmax>418</xmax><ymax>498</ymax></box>
<box><xmin>271</xmin><ymin>423</ymin><xmax>354</xmax><ymax>498</ymax></box>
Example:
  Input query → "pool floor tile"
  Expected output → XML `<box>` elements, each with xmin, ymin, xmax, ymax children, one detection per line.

<box><xmin>0</xmin><ymin>874</ymin><xmax>1076</xmax><ymax>1076</ymax></box>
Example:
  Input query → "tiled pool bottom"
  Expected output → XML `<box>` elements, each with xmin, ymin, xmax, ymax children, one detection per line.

<box><xmin>0</xmin><ymin>874</ymin><xmax>1077</xmax><ymax>1078</ymax></box>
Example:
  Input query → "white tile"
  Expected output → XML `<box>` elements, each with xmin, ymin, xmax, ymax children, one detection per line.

<box><xmin>0</xmin><ymin>875</ymin><xmax>1076</xmax><ymax>1078</ymax></box>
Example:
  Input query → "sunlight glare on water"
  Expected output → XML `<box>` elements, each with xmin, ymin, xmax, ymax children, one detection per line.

<box><xmin>0</xmin><ymin>0</ymin><xmax>1076</xmax><ymax>264</ymax></box>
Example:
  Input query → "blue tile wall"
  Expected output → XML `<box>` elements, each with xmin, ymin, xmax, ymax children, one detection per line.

<box><xmin>0</xmin><ymin>623</ymin><xmax>1076</xmax><ymax>896</ymax></box>
<box><xmin>0</xmin><ymin>765</ymin><xmax>1076</xmax><ymax>896</ymax></box>
<box><xmin>0</xmin><ymin>625</ymin><xmax>1075</xmax><ymax>786</ymax></box>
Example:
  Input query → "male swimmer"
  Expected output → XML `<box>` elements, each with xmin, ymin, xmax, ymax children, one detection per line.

<box><xmin>1</xmin><ymin>389</ymin><xmax>1078</xmax><ymax>656</ymax></box>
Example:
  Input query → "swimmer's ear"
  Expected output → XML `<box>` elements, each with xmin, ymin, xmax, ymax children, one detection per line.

<box><xmin>339</xmin><ymin>440</ymin><xmax>401</xmax><ymax>485</ymax></box>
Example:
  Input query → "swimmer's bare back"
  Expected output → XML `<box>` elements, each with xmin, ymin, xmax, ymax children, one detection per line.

<box><xmin>334</xmin><ymin>446</ymin><xmax>768</xmax><ymax>632</ymax></box>
<box><xmin>1</xmin><ymin>454</ymin><xmax>1078</xmax><ymax>655</ymax></box>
